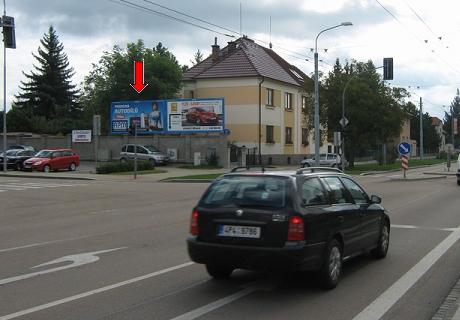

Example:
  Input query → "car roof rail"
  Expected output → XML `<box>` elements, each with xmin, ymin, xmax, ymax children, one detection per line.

<box><xmin>296</xmin><ymin>167</ymin><xmax>342</xmax><ymax>174</ymax></box>
<box><xmin>230</xmin><ymin>165</ymin><xmax>276</xmax><ymax>173</ymax></box>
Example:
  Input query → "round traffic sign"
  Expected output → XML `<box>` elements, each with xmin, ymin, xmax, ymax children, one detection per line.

<box><xmin>398</xmin><ymin>142</ymin><xmax>411</xmax><ymax>155</ymax></box>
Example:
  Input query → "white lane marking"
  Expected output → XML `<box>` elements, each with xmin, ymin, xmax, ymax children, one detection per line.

<box><xmin>391</xmin><ymin>224</ymin><xmax>455</xmax><ymax>232</ymax></box>
<box><xmin>170</xmin><ymin>280</ymin><xmax>275</xmax><ymax>320</ymax></box>
<box><xmin>391</xmin><ymin>224</ymin><xmax>419</xmax><ymax>229</ymax></box>
<box><xmin>90</xmin><ymin>209</ymin><xmax>116</xmax><ymax>215</ymax></box>
<box><xmin>0</xmin><ymin>262</ymin><xmax>194</xmax><ymax>320</ymax></box>
<box><xmin>0</xmin><ymin>184</ymin><xmax>43</xmax><ymax>189</ymax></box>
<box><xmin>0</xmin><ymin>232</ymin><xmax>115</xmax><ymax>254</ymax></box>
<box><xmin>0</xmin><ymin>248</ymin><xmax>126</xmax><ymax>286</ymax></box>
<box><xmin>352</xmin><ymin>226</ymin><xmax>460</xmax><ymax>320</ymax></box>
<box><xmin>171</xmin><ymin>288</ymin><xmax>254</xmax><ymax>320</ymax></box>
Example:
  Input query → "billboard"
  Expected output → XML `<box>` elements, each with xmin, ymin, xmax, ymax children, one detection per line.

<box><xmin>110</xmin><ymin>99</ymin><xmax>224</xmax><ymax>135</ymax></box>
<box><xmin>167</xmin><ymin>99</ymin><xmax>224</xmax><ymax>133</ymax></box>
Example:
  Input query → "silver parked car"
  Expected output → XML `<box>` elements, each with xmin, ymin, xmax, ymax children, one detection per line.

<box><xmin>120</xmin><ymin>144</ymin><xmax>169</xmax><ymax>166</ymax></box>
<box><xmin>300</xmin><ymin>153</ymin><xmax>344</xmax><ymax>168</ymax></box>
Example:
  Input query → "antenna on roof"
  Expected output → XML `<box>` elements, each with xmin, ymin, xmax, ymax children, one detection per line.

<box><xmin>269</xmin><ymin>16</ymin><xmax>273</xmax><ymax>49</ymax></box>
<box><xmin>239</xmin><ymin>2</ymin><xmax>242</xmax><ymax>37</ymax></box>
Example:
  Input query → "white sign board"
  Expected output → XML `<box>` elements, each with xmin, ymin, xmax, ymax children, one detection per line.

<box><xmin>72</xmin><ymin>130</ymin><xmax>92</xmax><ymax>143</ymax></box>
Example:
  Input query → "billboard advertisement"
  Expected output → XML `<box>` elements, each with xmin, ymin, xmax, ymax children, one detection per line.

<box><xmin>110</xmin><ymin>99</ymin><xmax>224</xmax><ymax>135</ymax></box>
<box><xmin>167</xmin><ymin>99</ymin><xmax>224</xmax><ymax>133</ymax></box>
<box><xmin>111</xmin><ymin>100</ymin><xmax>167</xmax><ymax>135</ymax></box>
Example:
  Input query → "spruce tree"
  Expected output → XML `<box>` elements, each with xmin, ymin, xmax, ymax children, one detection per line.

<box><xmin>15</xmin><ymin>25</ymin><xmax>80</xmax><ymax>120</ymax></box>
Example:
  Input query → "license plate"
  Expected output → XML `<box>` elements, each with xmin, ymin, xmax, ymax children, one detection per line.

<box><xmin>24</xmin><ymin>165</ymin><xmax>31</xmax><ymax>168</ymax></box>
<box><xmin>218</xmin><ymin>225</ymin><xmax>261</xmax><ymax>238</ymax></box>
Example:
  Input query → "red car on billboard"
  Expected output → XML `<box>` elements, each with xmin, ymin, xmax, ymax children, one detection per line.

<box><xmin>23</xmin><ymin>149</ymin><xmax>80</xmax><ymax>172</ymax></box>
<box><xmin>186</xmin><ymin>107</ymin><xmax>218</xmax><ymax>126</ymax></box>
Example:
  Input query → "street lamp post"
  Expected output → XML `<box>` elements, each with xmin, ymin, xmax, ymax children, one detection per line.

<box><xmin>314</xmin><ymin>22</ymin><xmax>352</xmax><ymax>166</ymax></box>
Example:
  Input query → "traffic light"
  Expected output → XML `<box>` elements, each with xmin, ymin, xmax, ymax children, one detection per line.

<box><xmin>383</xmin><ymin>57</ymin><xmax>393</xmax><ymax>80</ymax></box>
<box><xmin>2</xmin><ymin>16</ymin><xmax>16</xmax><ymax>49</ymax></box>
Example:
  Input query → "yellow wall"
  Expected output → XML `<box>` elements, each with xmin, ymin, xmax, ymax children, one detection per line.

<box><xmin>195</xmin><ymin>86</ymin><xmax>259</xmax><ymax>105</ymax></box>
<box><xmin>226</xmin><ymin>124</ymin><xmax>258</xmax><ymax>143</ymax></box>
<box><xmin>284</xmin><ymin>145</ymin><xmax>294</xmax><ymax>154</ymax></box>
<box><xmin>400</xmin><ymin>119</ymin><xmax>410</xmax><ymax>140</ymax></box>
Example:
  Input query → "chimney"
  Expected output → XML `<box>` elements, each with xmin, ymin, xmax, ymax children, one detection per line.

<box><xmin>211</xmin><ymin>37</ymin><xmax>220</xmax><ymax>63</ymax></box>
<box><xmin>227</xmin><ymin>41</ymin><xmax>237</xmax><ymax>53</ymax></box>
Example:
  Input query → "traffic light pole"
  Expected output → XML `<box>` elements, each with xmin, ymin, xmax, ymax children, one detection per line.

<box><xmin>2</xmin><ymin>1</ymin><xmax>7</xmax><ymax>173</ymax></box>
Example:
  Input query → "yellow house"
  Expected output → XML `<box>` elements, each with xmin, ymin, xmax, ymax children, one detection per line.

<box><xmin>182</xmin><ymin>37</ymin><xmax>321</xmax><ymax>164</ymax></box>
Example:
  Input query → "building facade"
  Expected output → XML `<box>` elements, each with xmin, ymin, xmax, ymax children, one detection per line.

<box><xmin>182</xmin><ymin>37</ymin><xmax>330</xmax><ymax>165</ymax></box>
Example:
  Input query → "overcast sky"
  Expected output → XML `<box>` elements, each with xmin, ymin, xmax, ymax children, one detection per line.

<box><xmin>3</xmin><ymin>0</ymin><xmax>460</xmax><ymax>119</ymax></box>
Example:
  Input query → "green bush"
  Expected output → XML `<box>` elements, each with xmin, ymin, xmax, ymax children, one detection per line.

<box><xmin>96</xmin><ymin>161</ymin><xmax>155</xmax><ymax>174</ymax></box>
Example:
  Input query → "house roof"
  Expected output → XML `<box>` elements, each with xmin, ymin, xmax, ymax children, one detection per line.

<box><xmin>431</xmin><ymin>117</ymin><xmax>442</xmax><ymax>126</ymax></box>
<box><xmin>183</xmin><ymin>37</ymin><xmax>312</xmax><ymax>87</ymax></box>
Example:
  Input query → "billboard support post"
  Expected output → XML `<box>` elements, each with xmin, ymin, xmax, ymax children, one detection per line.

<box><xmin>93</xmin><ymin>115</ymin><xmax>101</xmax><ymax>172</ymax></box>
<box><xmin>134</xmin><ymin>124</ymin><xmax>138</xmax><ymax>180</ymax></box>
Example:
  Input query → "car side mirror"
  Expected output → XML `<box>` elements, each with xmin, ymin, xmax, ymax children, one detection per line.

<box><xmin>370</xmin><ymin>195</ymin><xmax>382</xmax><ymax>204</ymax></box>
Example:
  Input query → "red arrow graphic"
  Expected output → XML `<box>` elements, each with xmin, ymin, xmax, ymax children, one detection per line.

<box><xmin>130</xmin><ymin>60</ymin><xmax>148</xmax><ymax>93</ymax></box>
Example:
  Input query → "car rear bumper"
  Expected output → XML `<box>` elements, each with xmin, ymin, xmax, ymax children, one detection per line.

<box><xmin>187</xmin><ymin>237</ymin><xmax>325</xmax><ymax>271</ymax></box>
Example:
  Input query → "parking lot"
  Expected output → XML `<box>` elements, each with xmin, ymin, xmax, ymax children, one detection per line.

<box><xmin>0</xmin><ymin>174</ymin><xmax>459</xmax><ymax>320</ymax></box>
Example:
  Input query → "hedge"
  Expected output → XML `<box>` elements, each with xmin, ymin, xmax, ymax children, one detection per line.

<box><xmin>96</xmin><ymin>161</ymin><xmax>155</xmax><ymax>174</ymax></box>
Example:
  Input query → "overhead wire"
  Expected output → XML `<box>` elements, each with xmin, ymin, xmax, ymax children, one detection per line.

<box><xmin>110</xmin><ymin>0</ymin><xmax>236</xmax><ymax>38</ymax></box>
<box><xmin>109</xmin><ymin>0</ymin><xmax>337</xmax><ymax>72</ymax></box>
<box><xmin>374</xmin><ymin>0</ymin><xmax>460</xmax><ymax>76</ymax></box>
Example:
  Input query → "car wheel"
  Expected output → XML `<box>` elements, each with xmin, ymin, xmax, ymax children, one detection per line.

<box><xmin>148</xmin><ymin>158</ymin><xmax>156</xmax><ymax>167</ymax></box>
<box><xmin>16</xmin><ymin>163</ymin><xmax>22</xmax><ymax>171</ymax></box>
<box><xmin>319</xmin><ymin>239</ymin><xmax>342</xmax><ymax>289</ymax></box>
<box><xmin>43</xmin><ymin>165</ymin><xmax>51</xmax><ymax>173</ymax></box>
<box><xmin>69</xmin><ymin>162</ymin><xmax>77</xmax><ymax>171</ymax></box>
<box><xmin>196</xmin><ymin>119</ymin><xmax>202</xmax><ymax>126</ymax></box>
<box><xmin>457</xmin><ymin>180</ymin><xmax>460</xmax><ymax>186</ymax></box>
<box><xmin>371</xmin><ymin>222</ymin><xmax>390</xmax><ymax>259</ymax></box>
<box><xmin>205</xmin><ymin>264</ymin><xmax>233</xmax><ymax>279</ymax></box>
<box><xmin>120</xmin><ymin>158</ymin><xmax>127</xmax><ymax>163</ymax></box>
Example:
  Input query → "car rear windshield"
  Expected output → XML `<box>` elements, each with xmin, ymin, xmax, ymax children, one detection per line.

<box><xmin>201</xmin><ymin>175</ymin><xmax>289</xmax><ymax>208</ymax></box>
<box><xmin>35</xmin><ymin>150</ymin><xmax>53</xmax><ymax>158</ymax></box>
<box><xmin>144</xmin><ymin>145</ymin><xmax>160</xmax><ymax>153</ymax></box>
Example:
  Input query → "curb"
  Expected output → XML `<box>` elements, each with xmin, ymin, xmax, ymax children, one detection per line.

<box><xmin>161</xmin><ymin>179</ymin><xmax>215</xmax><ymax>183</ymax></box>
<box><xmin>360</xmin><ymin>163</ymin><xmax>447</xmax><ymax>176</ymax></box>
<box><xmin>0</xmin><ymin>173</ymin><xmax>95</xmax><ymax>181</ymax></box>
<box><xmin>387</xmin><ymin>175</ymin><xmax>447</xmax><ymax>182</ymax></box>
<box><xmin>423</xmin><ymin>172</ymin><xmax>457</xmax><ymax>176</ymax></box>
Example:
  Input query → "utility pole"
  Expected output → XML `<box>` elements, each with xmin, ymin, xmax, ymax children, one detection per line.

<box><xmin>2</xmin><ymin>1</ymin><xmax>6</xmax><ymax>173</ymax></box>
<box><xmin>419</xmin><ymin>96</ymin><xmax>424</xmax><ymax>160</ymax></box>
<box><xmin>1</xmin><ymin>0</ymin><xmax>15</xmax><ymax>172</ymax></box>
<box><xmin>452</xmin><ymin>105</ymin><xmax>455</xmax><ymax>147</ymax></box>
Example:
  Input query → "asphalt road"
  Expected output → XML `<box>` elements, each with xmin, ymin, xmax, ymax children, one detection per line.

<box><xmin>0</xmin><ymin>174</ymin><xmax>459</xmax><ymax>320</ymax></box>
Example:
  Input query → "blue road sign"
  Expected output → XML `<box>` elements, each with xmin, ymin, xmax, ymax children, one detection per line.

<box><xmin>398</xmin><ymin>142</ymin><xmax>411</xmax><ymax>155</ymax></box>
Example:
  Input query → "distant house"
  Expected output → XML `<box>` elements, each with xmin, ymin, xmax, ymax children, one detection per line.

<box><xmin>182</xmin><ymin>37</ymin><xmax>324</xmax><ymax>165</ymax></box>
<box><xmin>399</xmin><ymin>118</ymin><xmax>417</xmax><ymax>157</ymax></box>
<box><xmin>431</xmin><ymin>116</ymin><xmax>446</xmax><ymax>152</ymax></box>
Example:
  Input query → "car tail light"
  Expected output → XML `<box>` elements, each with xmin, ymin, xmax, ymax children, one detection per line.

<box><xmin>190</xmin><ymin>210</ymin><xmax>199</xmax><ymax>236</ymax></box>
<box><xmin>287</xmin><ymin>216</ymin><xmax>304</xmax><ymax>241</ymax></box>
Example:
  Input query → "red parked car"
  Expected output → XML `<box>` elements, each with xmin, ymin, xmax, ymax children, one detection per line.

<box><xmin>23</xmin><ymin>149</ymin><xmax>80</xmax><ymax>172</ymax></box>
<box><xmin>186</xmin><ymin>107</ymin><xmax>218</xmax><ymax>126</ymax></box>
